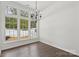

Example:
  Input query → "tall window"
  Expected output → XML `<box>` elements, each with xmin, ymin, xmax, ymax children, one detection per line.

<box><xmin>20</xmin><ymin>10</ymin><xmax>29</xmax><ymax>40</ymax></box>
<box><xmin>20</xmin><ymin>19</ymin><xmax>29</xmax><ymax>40</ymax></box>
<box><xmin>5</xmin><ymin>6</ymin><xmax>17</xmax><ymax>41</ymax></box>
<box><xmin>30</xmin><ymin>21</ymin><xmax>37</xmax><ymax>39</ymax></box>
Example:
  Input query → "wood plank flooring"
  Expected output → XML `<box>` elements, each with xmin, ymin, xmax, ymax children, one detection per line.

<box><xmin>1</xmin><ymin>42</ymin><xmax>78</xmax><ymax>57</ymax></box>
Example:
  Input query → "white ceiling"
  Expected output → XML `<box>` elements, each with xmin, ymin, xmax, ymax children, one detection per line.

<box><xmin>16</xmin><ymin>1</ymin><xmax>53</xmax><ymax>11</ymax></box>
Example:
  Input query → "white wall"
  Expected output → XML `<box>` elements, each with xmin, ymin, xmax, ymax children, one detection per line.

<box><xmin>40</xmin><ymin>2</ymin><xmax>79</xmax><ymax>55</ymax></box>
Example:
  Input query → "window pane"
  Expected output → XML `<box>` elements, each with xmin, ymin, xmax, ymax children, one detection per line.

<box><xmin>20</xmin><ymin>19</ymin><xmax>28</xmax><ymax>30</ymax></box>
<box><xmin>31</xmin><ymin>21</ymin><xmax>37</xmax><ymax>28</ymax></box>
<box><xmin>7</xmin><ymin>6</ymin><xmax>17</xmax><ymax>15</ymax></box>
<box><xmin>5</xmin><ymin>17</ymin><xmax>17</xmax><ymax>29</ymax></box>
<box><xmin>20</xmin><ymin>10</ymin><xmax>28</xmax><ymax>17</ymax></box>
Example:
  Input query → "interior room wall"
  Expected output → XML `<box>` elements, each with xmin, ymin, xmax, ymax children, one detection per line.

<box><xmin>40</xmin><ymin>1</ymin><xmax>79</xmax><ymax>55</ymax></box>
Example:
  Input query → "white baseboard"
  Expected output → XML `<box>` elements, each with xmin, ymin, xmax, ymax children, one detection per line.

<box><xmin>40</xmin><ymin>39</ymin><xmax>79</xmax><ymax>56</ymax></box>
<box><xmin>2</xmin><ymin>38</ymin><xmax>39</xmax><ymax>50</ymax></box>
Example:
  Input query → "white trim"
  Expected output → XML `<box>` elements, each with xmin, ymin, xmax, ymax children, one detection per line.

<box><xmin>2</xmin><ymin>38</ymin><xmax>39</xmax><ymax>50</ymax></box>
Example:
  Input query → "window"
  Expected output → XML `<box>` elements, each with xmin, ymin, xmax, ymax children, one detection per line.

<box><xmin>7</xmin><ymin>6</ymin><xmax>17</xmax><ymax>15</ymax></box>
<box><xmin>31</xmin><ymin>21</ymin><xmax>37</xmax><ymax>28</ymax></box>
<box><xmin>5</xmin><ymin>6</ymin><xmax>18</xmax><ymax>41</ymax></box>
<box><xmin>30</xmin><ymin>21</ymin><xmax>37</xmax><ymax>39</ymax></box>
<box><xmin>5</xmin><ymin>6</ymin><xmax>38</xmax><ymax>41</ymax></box>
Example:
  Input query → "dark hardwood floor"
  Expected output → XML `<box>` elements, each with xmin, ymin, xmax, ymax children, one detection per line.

<box><xmin>1</xmin><ymin>42</ymin><xmax>78</xmax><ymax>57</ymax></box>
